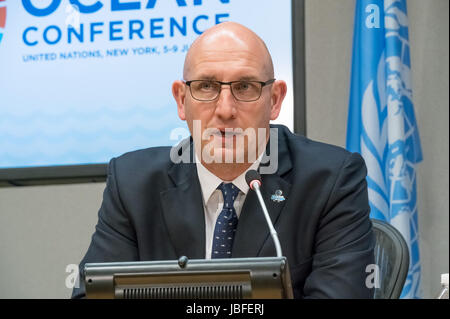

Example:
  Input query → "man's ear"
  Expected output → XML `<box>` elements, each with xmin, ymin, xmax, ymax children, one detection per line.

<box><xmin>270</xmin><ymin>80</ymin><xmax>287</xmax><ymax>120</ymax></box>
<box><xmin>172</xmin><ymin>80</ymin><xmax>187</xmax><ymax>121</ymax></box>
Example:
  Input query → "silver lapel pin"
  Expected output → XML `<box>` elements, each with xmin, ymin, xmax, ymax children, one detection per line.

<box><xmin>271</xmin><ymin>189</ymin><xmax>285</xmax><ymax>202</ymax></box>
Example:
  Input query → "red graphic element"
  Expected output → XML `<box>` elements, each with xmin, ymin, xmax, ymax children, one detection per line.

<box><xmin>0</xmin><ymin>0</ymin><xmax>6</xmax><ymax>45</ymax></box>
<box><xmin>0</xmin><ymin>6</ymin><xmax>5</xmax><ymax>29</ymax></box>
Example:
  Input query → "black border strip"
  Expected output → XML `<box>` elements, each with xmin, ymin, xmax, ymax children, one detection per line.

<box><xmin>0</xmin><ymin>164</ymin><xmax>107</xmax><ymax>187</ymax></box>
<box><xmin>292</xmin><ymin>0</ymin><xmax>306</xmax><ymax>136</ymax></box>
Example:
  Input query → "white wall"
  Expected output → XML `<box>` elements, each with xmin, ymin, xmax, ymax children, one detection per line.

<box><xmin>0</xmin><ymin>183</ymin><xmax>104</xmax><ymax>298</ymax></box>
<box><xmin>0</xmin><ymin>0</ymin><xmax>448</xmax><ymax>299</ymax></box>
<box><xmin>305</xmin><ymin>0</ymin><xmax>449</xmax><ymax>298</ymax></box>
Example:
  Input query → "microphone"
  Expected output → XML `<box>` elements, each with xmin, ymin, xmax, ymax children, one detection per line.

<box><xmin>245</xmin><ymin>170</ymin><xmax>283</xmax><ymax>257</ymax></box>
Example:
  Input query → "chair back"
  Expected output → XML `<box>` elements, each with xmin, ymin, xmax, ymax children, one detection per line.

<box><xmin>372</xmin><ymin>218</ymin><xmax>410</xmax><ymax>299</ymax></box>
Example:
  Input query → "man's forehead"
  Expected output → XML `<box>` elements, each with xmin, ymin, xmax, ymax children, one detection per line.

<box><xmin>199</xmin><ymin>29</ymin><xmax>257</xmax><ymax>55</ymax></box>
<box><xmin>183</xmin><ymin>25</ymin><xmax>273</xmax><ymax>79</ymax></box>
<box><xmin>185</xmin><ymin>61</ymin><xmax>266</xmax><ymax>81</ymax></box>
<box><xmin>192</xmin><ymin>22</ymin><xmax>263</xmax><ymax>48</ymax></box>
<box><xmin>189</xmin><ymin>29</ymin><xmax>266</xmax><ymax>60</ymax></box>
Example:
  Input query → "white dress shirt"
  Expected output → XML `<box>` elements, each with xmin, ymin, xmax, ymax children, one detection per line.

<box><xmin>195</xmin><ymin>154</ymin><xmax>262</xmax><ymax>259</ymax></box>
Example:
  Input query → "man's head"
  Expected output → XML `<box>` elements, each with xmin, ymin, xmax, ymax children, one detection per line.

<box><xmin>172</xmin><ymin>22</ymin><xmax>287</xmax><ymax>179</ymax></box>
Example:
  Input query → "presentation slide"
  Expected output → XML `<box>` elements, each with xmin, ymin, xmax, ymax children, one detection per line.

<box><xmin>0</xmin><ymin>0</ymin><xmax>293</xmax><ymax>169</ymax></box>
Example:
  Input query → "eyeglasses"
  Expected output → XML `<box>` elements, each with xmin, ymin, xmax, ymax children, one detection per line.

<box><xmin>184</xmin><ymin>79</ymin><xmax>275</xmax><ymax>102</ymax></box>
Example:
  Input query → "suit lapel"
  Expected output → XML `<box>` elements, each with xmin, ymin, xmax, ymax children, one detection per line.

<box><xmin>159</xmin><ymin>140</ymin><xmax>206</xmax><ymax>259</ymax></box>
<box><xmin>232</xmin><ymin>174</ymin><xmax>291</xmax><ymax>257</ymax></box>
<box><xmin>233</xmin><ymin>126</ymin><xmax>293</xmax><ymax>257</ymax></box>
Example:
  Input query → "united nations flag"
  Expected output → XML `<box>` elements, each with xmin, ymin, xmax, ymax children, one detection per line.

<box><xmin>346</xmin><ymin>0</ymin><xmax>423</xmax><ymax>298</ymax></box>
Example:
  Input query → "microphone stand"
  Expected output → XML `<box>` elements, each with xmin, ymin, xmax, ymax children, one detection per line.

<box><xmin>251</xmin><ymin>181</ymin><xmax>283</xmax><ymax>258</ymax></box>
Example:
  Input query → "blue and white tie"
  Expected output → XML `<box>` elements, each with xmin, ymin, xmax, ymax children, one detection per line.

<box><xmin>211</xmin><ymin>183</ymin><xmax>240</xmax><ymax>258</ymax></box>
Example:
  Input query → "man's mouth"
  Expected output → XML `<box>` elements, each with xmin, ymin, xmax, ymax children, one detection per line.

<box><xmin>219</xmin><ymin>130</ymin><xmax>239</xmax><ymax>142</ymax></box>
<box><xmin>214</xmin><ymin>128</ymin><xmax>241</xmax><ymax>137</ymax></box>
<box><xmin>207</xmin><ymin>128</ymin><xmax>241</xmax><ymax>147</ymax></box>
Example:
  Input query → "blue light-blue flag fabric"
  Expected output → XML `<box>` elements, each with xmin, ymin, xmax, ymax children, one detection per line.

<box><xmin>346</xmin><ymin>0</ymin><xmax>423</xmax><ymax>298</ymax></box>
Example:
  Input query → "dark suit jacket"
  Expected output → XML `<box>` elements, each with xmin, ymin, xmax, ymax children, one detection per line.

<box><xmin>72</xmin><ymin>124</ymin><xmax>375</xmax><ymax>299</ymax></box>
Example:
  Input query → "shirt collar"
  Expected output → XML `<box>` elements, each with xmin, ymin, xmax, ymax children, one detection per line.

<box><xmin>195</xmin><ymin>152</ymin><xmax>263</xmax><ymax>204</ymax></box>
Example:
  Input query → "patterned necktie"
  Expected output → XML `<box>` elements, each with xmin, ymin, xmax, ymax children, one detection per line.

<box><xmin>211</xmin><ymin>183</ymin><xmax>241</xmax><ymax>258</ymax></box>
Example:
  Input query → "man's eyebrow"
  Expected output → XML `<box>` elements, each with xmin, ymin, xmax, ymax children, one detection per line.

<box><xmin>191</xmin><ymin>75</ymin><xmax>216</xmax><ymax>80</ymax></box>
<box><xmin>237</xmin><ymin>76</ymin><xmax>260</xmax><ymax>81</ymax></box>
<box><xmin>187</xmin><ymin>76</ymin><xmax>262</xmax><ymax>81</ymax></box>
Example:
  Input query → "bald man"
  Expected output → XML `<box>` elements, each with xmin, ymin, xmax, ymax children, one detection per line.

<box><xmin>72</xmin><ymin>22</ymin><xmax>375</xmax><ymax>299</ymax></box>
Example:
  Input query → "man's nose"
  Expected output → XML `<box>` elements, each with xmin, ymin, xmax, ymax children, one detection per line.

<box><xmin>214</xmin><ymin>86</ymin><xmax>237</xmax><ymax>119</ymax></box>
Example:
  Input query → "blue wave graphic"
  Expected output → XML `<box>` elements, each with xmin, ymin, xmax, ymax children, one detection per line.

<box><xmin>0</xmin><ymin>104</ymin><xmax>188</xmax><ymax>168</ymax></box>
<box><xmin>0</xmin><ymin>135</ymin><xmax>176</xmax><ymax>168</ymax></box>
<box><xmin>0</xmin><ymin>104</ymin><xmax>174</xmax><ymax>121</ymax></box>
<box><xmin>0</xmin><ymin>114</ymin><xmax>181</xmax><ymax>138</ymax></box>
